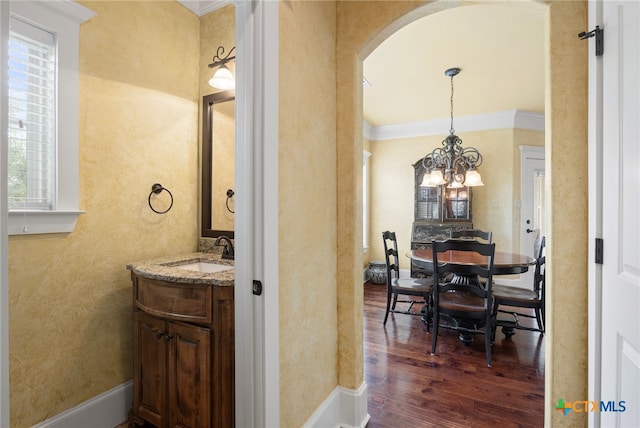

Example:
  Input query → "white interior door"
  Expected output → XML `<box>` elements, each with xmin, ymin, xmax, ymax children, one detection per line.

<box><xmin>520</xmin><ymin>146</ymin><xmax>545</xmax><ymax>289</ymax></box>
<box><xmin>600</xmin><ymin>1</ymin><xmax>640</xmax><ymax>427</ymax></box>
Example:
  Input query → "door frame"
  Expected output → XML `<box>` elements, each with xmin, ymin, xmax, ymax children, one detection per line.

<box><xmin>233</xmin><ymin>1</ymin><xmax>280</xmax><ymax>427</ymax></box>
<box><xmin>0</xmin><ymin>0</ymin><xmax>9</xmax><ymax>424</ymax></box>
<box><xmin>587</xmin><ymin>0</ymin><xmax>603</xmax><ymax>427</ymax></box>
<box><xmin>520</xmin><ymin>145</ymin><xmax>545</xmax><ymax>289</ymax></box>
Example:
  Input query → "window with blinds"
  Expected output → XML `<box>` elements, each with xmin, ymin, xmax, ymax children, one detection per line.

<box><xmin>8</xmin><ymin>16</ymin><xmax>56</xmax><ymax>210</ymax></box>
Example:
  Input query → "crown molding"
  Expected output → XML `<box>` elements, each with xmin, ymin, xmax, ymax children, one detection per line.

<box><xmin>177</xmin><ymin>0</ymin><xmax>230</xmax><ymax>16</ymax></box>
<box><xmin>33</xmin><ymin>0</ymin><xmax>96</xmax><ymax>23</ymax></box>
<box><xmin>364</xmin><ymin>110</ymin><xmax>545</xmax><ymax>141</ymax></box>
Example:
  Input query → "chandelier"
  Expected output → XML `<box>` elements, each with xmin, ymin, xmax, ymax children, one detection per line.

<box><xmin>420</xmin><ymin>68</ymin><xmax>484</xmax><ymax>188</ymax></box>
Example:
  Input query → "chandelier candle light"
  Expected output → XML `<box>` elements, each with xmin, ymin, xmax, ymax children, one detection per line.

<box><xmin>421</xmin><ymin>67</ymin><xmax>484</xmax><ymax>188</ymax></box>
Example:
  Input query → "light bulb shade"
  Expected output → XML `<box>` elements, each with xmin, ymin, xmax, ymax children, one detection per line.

<box><xmin>208</xmin><ymin>64</ymin><xmax>235</xmax><ymax>90</ymax></box>
<box><xmin>447</xmin><ymin>180</ymin><xmax>464</xmax><ymax>189</ymax></box>
<box><xmin>464</xmin><ymin>169</ymin><xmax>484</xmax><ymax>186</ymax></box>
<box><xmin>429</xmin><ymin>170</ymin><xmax>447</xmax><ymax>186</ymax></box>
<box><xmin>420</xmin><ymin>172</ymin><xmax>436</xmax><ymax>187</ymax></box>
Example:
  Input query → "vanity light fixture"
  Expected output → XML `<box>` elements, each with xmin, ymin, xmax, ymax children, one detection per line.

<box><xmin>421</xmin><ymin>68</ymin><xmax>484</xmax><ymax>188</ymax></box>
<box><xmin>208</xmin><ymin>45</ymin><xmax>236</xmax><ymax>90</ymax></box>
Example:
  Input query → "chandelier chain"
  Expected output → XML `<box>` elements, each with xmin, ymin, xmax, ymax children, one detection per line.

<box><xmin>420</xmin><ymin>67</ymin><xmax>484</xmax><ymax>188</ymax></box>
<box><xmin>449</xmin><ymin>74</ymin><xmax>455</xmax><ymax>134</ymax></box>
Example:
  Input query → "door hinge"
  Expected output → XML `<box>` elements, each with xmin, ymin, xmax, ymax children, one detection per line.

<box><xmin>579</xmin><ymin>26</ymin><xmax>603</xmax><ymax>57</ymax></box>
<box><xmin>595</xmin><ymin>238</ymin><xmax>604</xmax><ymax>264</ymax></box>
<box><xmin>252</xmin><ymin>280</ymin><xmax>263</xmax><ymax>296</ymax></box>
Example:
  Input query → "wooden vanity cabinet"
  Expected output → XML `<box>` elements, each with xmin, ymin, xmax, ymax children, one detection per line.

<box><xmin>129</xmin><ymin>274</ymin><xmax>234</xmax><ymax>428</ymax></box>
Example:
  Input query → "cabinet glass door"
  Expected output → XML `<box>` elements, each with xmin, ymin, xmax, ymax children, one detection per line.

<box><xmin>444</xmin><ymin>187</ymin><xmax>471</xmax><ymax>220</ymax></box>
<box><xmin>416</xmin><ymin>186</ymin><xmax>441</xmax><ymax>221</ymax></box>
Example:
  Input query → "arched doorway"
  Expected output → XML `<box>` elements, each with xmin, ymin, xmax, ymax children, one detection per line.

<box><xmin>334</xmin><ymin>1</ymin><xmax>588</xmax><ymax>426</ymax></box>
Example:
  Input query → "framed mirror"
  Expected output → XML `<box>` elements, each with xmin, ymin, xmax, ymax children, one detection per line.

<box><xmin>202</xmin><ymin>90</ymin><xmax>235</xmax><ymax>238</ymax></box>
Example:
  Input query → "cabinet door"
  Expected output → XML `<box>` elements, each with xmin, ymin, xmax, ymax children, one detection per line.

<box><xmin>443</xmin><ymin>186</ymin><xmax>471</xmax><ymax>220</ymax></box>
<box><xmin>133</xmin><ymin>311</ymin><xmax>167</xmax><ymax>427</ymax></box>
<box><xmin>167</xmin><ymin>321</ymin><xmax>211</xmax><ymax>428</ymax></box>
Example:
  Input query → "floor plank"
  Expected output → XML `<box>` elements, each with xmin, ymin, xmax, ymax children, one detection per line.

<box><xmin>364</xmin><ymin>282</ymin><xmax>545</xmax><ymax>427</ymax></box>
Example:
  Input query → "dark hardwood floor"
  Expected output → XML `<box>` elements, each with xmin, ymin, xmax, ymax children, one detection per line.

<box><xmin>364</xmin><ymin>282</ymin><xmax>545</xmax><ymax>428</ymax></box>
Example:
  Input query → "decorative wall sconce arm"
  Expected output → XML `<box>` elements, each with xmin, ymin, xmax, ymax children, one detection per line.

<box><xmin>208</xmin><ymin>45</ymin><xmax>236</xmax><ymax>69</ymax></box>
<box><xmin>208</xmin><ymin>46</ymin><xmax>236</xmax><ymax>90</ymax></box>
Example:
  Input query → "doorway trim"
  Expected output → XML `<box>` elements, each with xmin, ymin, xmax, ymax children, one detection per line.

<box><xmin>0</xmin><ymin>0</ymin><xmax>9</xmax><ymax>424</ymax></box>
<box><xmin>233</xmin><ymin>1</ymin><xmax>280</xmax><ymax>427</ymax></box>
<box><xmin>587</xmin><ymin>0</ymin><xmax>603</xmax><ymax>426</ymax></box>
<box><xmin>520</xmin><ymin>145</ymin><xmax>545</xmax><ymax>288</ymax></box>
<box><xmin>351</xmin><ymin>1</ymin><xmax>577</xmax><ymax>426</ymax></box>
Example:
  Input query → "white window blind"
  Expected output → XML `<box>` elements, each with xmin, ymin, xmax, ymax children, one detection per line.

<box><xmin>8</xmin><ymin>16</ymin><xmax>56</xmax><ymax>210</ymax></box>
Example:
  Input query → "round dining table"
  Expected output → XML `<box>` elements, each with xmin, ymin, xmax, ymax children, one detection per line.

<box><xmin>409</xmin><ymin>247</ymin><xmax>535</xmax><ymax>344</ymax></box>
<box><xmin>409</xmin><ymin>247</ymin><xmax>535</xmax><ymax>276</ymax></box>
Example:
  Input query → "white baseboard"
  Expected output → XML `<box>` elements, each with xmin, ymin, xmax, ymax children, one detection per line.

<box><xmin>303</xmin><ymin>382</ymin><xmax>369</xmax><ymax>428</ymax></box>
<box><xmin>31</xmin><ymin>380</ymin><xmax>369</xmax><ymax>428</ymax></box>
<box><xmin>31</xmin><ymin>381</ymin><xmax>132</xmax><ymax>428</ymax></box>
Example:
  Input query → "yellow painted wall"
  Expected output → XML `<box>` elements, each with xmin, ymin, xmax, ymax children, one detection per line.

<box><xmin>8</xmin><ymin>2</ymin><xmax>199</xmax><ymax>425</ymax></box>
<box><xmin>278</xmin><ymin>1</ymin><xmax>338</xmax><ymax>426</ymax></box>
<box><xmin>368</xmin><ymin>128</ymin><xmax>544</xmax><ymax>267</ymax></box>
<box><xmin>200</xmin><ymin>5</ymin><xmax>235</xmax><ymax>97</ymax></box>
<box><xmin>546</xmin><ymin>1</ymin><xmax>588</xmax><ymax>425</ymax></box>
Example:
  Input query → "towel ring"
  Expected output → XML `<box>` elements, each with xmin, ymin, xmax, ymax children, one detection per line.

<box><xmin>148</xmin><ymin>183</ymin><xmax>173</xmax><ymax>214</ymax></box>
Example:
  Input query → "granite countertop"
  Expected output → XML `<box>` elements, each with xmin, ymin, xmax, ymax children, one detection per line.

<box><xmin>126</xmin><ymin>252</ymin><xmax>234</xmax><ymax>286</ymax></box>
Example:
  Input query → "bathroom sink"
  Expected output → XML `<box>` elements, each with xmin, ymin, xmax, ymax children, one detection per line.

<box><xmin>174</xmin><ymin>261</ymin><xmax>233</xmax><ymax>274</ymax></box>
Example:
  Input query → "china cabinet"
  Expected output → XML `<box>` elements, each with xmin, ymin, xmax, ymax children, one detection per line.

<box><xmin>411</xmin><ymin>158</ymin><xmax>473</xmax><ymax>277</ymax></box>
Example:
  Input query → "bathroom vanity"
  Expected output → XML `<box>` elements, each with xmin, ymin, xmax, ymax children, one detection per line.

<box><xmin>126</xmin><ymin>253</ymin><xmax>234</xmax><ymax>428</ymax></box>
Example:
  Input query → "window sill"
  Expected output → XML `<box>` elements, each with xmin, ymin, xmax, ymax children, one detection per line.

<box><xmin>8</xmin><ymin>210</ymin><xmax>85</xmax><ymax>235</ymax></box>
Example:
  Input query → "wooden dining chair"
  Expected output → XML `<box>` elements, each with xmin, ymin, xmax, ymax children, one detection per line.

<box><xmin>492</xmin><ymin>236</ymin><xmax>546</xmax><ymax>337</ymax></box>
<box><xmin>381</xmin><ymin>231</ymin><xmax>433</xmax><ymax>329</ymax></box>
<box><xmin>431</xmin><ymin>239</ymin><xmax>496</xmax><ymax>367</ymax></box>
<box><xmin>450</xmin><ymin>229</ymin><xmax>493</xmax><ymax>243</ymax></box>
<box><xmin>448</xmin><ymin>229</ymin><xmax>493</xmax><ymax>286</ymax></box>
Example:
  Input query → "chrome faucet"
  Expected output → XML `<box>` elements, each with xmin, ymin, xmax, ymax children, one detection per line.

<box><xmin>214</xmin><ymin>235</ymin><xmax>235</xmax><ymax>260</ymax></box>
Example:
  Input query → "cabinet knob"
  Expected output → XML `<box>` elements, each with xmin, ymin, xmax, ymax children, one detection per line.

<box><xmin>164</xmin><ymin>334</ymin><xmax>173</xmax><ymax>341</ymax></box>
<box><xmin>155</xmin><ymin>331</ymin><xmax>164</xmax><ymax>339</ymax></box>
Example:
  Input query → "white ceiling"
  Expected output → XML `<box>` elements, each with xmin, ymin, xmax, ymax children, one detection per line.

<box><xmin>178</xmin><ymin>2</ymin><xmax>545</xmax><ymax>131</ymax></box>
<box><xmin>363</xmin><ymin>4</ymin><xmax>545</xmax><ymax>128</ymax></box>
<box><xmin>177</xmin><ymin>0</ymin><xmax>229</xmax><ymax>16</ymax></box>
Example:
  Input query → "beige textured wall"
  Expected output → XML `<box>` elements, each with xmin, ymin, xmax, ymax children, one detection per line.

<box><xmin>8</xmin><ymin>2</ymin><xmax>199</xmax><ymax>426</ymax></box>
<box><xmin>336</xmin><ymin>1</ymin><xmax>587</xmax><ymax>427</ymax></box>
<box><xmin>368</xmin><ymin>129</ymin><xmax>539</xmax><ymax>265</ymax></box>
<box><xmin>336</xmin><ymin>0</ymin><xmax>430</xmax><ymax>399</ymax></box>
<box><xmin>546</xmin><ymin>1</ymin><xmax>588</xmax><ymax>426</ymax></box>
<box><xmin>278</xmin><ymin>2</ymin><xmax>338</xmax><ymax>426</ymax></box>
<box><xmin>200</xmin><ymin>5</ymin><xmax>235</xmax><ymax>96</ymax></box>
